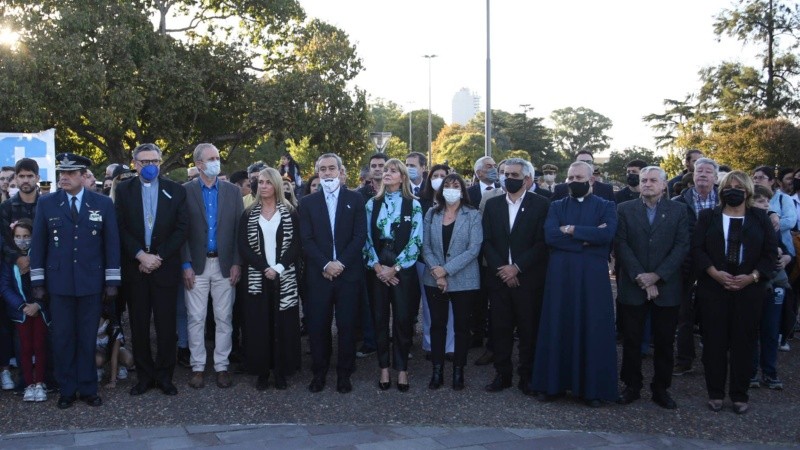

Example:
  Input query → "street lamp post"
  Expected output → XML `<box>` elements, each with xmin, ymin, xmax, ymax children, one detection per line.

<box><xmin>485</xmin><ymin>0</ymin><xmax>491</xmax><ymax>157</ymax></box>
<box><xmin>423</xmin><ymin>54</ymin><xmax>437</xmax><ymax>166</ymax></box>
<box><xmin>409</xmin><ymin>108</ymin><xmax>413</xmax><ymax>151</ymax></box>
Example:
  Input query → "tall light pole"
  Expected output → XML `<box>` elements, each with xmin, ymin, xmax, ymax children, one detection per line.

<box><xmin>423</xmin><ymin>54</ymin><xmax>437</xmax><ymax>166</ymax></box>
<box><xmin>407</xmin><ymin>101</ymin><xmax>415</xmax><ymax>151</ymax></box>
<box><xmin>485</xmin><ymin>0</ymin><xmax>492</xmax><ymax>157</ymax></box>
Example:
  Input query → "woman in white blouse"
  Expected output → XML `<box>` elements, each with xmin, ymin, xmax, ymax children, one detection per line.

<box><xmin>238</xmin><ymin>168</ymin><xmax>301</xmax><ymax>391</ymax></box>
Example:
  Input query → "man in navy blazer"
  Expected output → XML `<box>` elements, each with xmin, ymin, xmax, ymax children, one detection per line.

<box><xmin>299</xmin><ymin>153</ymin><xmax>367</xmax><ymax>394</ymax></box>
<box><xmin>551</xmin><ymin>150</ymin><xmax>616</xmax><ymax>203</ymax></box>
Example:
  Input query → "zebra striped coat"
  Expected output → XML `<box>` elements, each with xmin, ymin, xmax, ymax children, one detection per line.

<box><xmin>237</xmin><ymin>202</ymin><xmax>300</xmax><ymax>310</ymax></box>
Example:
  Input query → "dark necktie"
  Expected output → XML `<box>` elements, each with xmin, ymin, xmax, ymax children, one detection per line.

<box><xmin>71</xmin><ymin>196</ymin><xmax>78</xmax><ymax>222</ymax></box>
<box><xmin>726</xmin><ymin>218</ymin><xmax>743</xmax><ymax>271</ymax></box>
<box><xmin>485</xmin><ymin>186</ymin><xmax>492</xmax><ymax>191</ymax></box>
<box><xmin>413</xmin><ymin>186</ymin><xmax>420</xmax><ymax>196</ymax></box>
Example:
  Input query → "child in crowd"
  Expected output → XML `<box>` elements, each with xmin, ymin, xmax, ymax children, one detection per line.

<box><xmin>0</xmin><ymin>219</ymin><xmax>49</xmax><ymax>402</ymax></box>
<box><xmin>751</xmin><ymin>185</ymin><xmax>790</xmax><ymax>390</ymax></box>
<box><xmin>96</xmin><ymin>311</ymin><xmax>133</xmax><ymax>388</ymax></box>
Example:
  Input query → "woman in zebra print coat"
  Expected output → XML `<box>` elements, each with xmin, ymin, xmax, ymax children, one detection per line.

<box><xmin>238</xmin><ymin>168</ymin><xmax>301</xmax><ymax>391</ymax></box>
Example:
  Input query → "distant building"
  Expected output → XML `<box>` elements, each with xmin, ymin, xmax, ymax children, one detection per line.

<box><xmin>452</xmin><ymin>88</ymin><xmax>480</xmax><ymax>125</ymax></box>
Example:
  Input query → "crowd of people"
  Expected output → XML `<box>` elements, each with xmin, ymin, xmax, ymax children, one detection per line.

<box><xmin>0</xmin><ymin>145</ymin><xmax>795</xmax><ymax>417</ymax></box>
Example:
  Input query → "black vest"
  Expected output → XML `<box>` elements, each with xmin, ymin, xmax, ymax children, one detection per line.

<box><xmin>370</xmin><ymin>196</ymin><xmax>414</xmax><ymax>260</ymax></box>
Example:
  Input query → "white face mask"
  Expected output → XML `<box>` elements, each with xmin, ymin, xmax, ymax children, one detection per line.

<box><xmin>202</xmin><ymin>160</ymin><xmax>221</xmax><ymax>178</ymax></box>
<box><xmin>321</xmin><ymin>177</ymin><xmax>340</xmax><ymax>194</ymax></box>
<box><xmin>430</xmin><ymin>178</ymin><xmax>443</xmax><ymax>192</ymax></box>
<box><xmin>442</xmin><ymin>188</ymin><xmax>461</xmax><ymax>204</ymax></box>
<box><xmin>544</xmin><ymin>174</ymin><xmax>555</xmax><ymax>183</ymax></box>
<box><xmin>8</xmin><ymin>187</ymin><xmax>19</xmax><ymax>197</ymax></box>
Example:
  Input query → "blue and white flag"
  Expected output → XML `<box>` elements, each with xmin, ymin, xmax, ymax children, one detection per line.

<box><xmin>0</xmin><ymin>128</ymin><xmax>56</xmax><ymax>181</ymax></box>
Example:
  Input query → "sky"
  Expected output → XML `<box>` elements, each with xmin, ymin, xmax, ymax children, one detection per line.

<box><xmin>298</xmin><ymin>0</ymin><xmax>758</xmax><ymax>155</ymax></box>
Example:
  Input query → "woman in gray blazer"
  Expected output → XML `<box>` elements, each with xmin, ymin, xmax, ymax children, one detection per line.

<box><xmin>422</xmin><ymin>173</ymin><xmax>483</xmax><ymax>390</ymax></box>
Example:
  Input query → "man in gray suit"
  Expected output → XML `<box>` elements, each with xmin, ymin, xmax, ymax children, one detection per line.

<box><xmin>182</xmin><ymin>143</ymin><xmax>243</xmax><ymax>389</ymax></box>
<box><xmin>615</xmin><ymin>166</ymin><xmax>690</xmax><ymax>409</ymax></box>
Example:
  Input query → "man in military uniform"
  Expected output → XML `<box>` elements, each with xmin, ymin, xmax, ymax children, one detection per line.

<box><xmin>30</xmin><ymin>153</ymin><xmax>121</xmax><ymax>409</ymax></box>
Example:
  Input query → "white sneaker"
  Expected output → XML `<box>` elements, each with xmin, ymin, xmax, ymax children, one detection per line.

<box><xmin>1</xmin><ymin>369</ymin><xmax>14</xmax><ymax>390</ymax></box>
<box><xmin>117</xmin><ymin>366</ymin><xmax>128</xmax><ymax>380</ymax></box>
<box><xmin>779</xmin><ymin>342</ymin><xmax>790</xmax><ymax>352</ymax></box>
<box><xmin>23</xmin><ymin>384</ymin><xmax>35</xmax><ymax>402</ymax></box>
<box><xmin>33</xmin><ymin>383</ymin><xmax>47</xmax><ymax>402</ymax></box>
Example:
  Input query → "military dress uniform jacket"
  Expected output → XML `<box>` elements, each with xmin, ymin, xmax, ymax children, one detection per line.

<box><xmin>29</xmin><ymin>189</ymin><xmax>121</xmax><ymax>296</ymax></box>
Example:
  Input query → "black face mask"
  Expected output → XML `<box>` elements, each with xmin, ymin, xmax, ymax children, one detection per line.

<box><xmin>284</xmin><ymin>192</ymin><xmax>291</xmax><ymax>201</ymax></box>
<box><xmin>793</xmin><ymin>178</ymin><xmax>800</xmax><ymax>192</ymax></box>
<box><xmin>626</xmin><ymin>173</ymin><xmax>640</xmax><ymax>187</ymax></box>
<box><xmin>568</xmin><ymin>181</ymin><xmax>590</xmax><ymax>198</ymax></box>
<box><xmin>102</xmin><ymin>187</ymin><xmax>111</xmax><ymax>196</ymax></box>
<box><xmin>249</xmin><ymin>179</ymin><xmax>258</xmax><ymax>195</ymax></box>
<box><xmin>504</xmin><ymin>178</ymin><xmax>524</xmax><ymax>194</ymax></box>
<box><xmin>721</xmin><ymin>188</ymin><xmax>746</xmax><ymax>207</ymax></box>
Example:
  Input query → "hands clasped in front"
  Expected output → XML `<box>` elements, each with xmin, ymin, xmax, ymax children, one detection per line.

<box><xmin>373</xmin><ymin>263</ymin><xmax>399</xmax><ymax>286</ymax></box>
<box><xmin>323</xmin><ymin>260</ymin><xmax>345</xmax><ymax>281</ymax></box>
<box><xmin>137</xmin><ymin>253</ymin><xmax>162</xmax><ymax>274</ymax></box>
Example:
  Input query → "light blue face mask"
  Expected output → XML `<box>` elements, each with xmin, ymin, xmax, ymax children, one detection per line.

<box><xmin>485</xmin><ymin>167</ymin><xmax>498</xmax><ymax>183</ymax></box>
<box><xmin>407</xmin><ymin>167</ymin><xmax>419</xmax><ymax>181</ymax></box>
<box><xmin>203</xmin><ymin>160</ymin><xmax>221</xmax><ymax>178</ymax></box>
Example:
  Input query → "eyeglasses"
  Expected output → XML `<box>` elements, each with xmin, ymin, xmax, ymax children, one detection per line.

<box><xmin>752</xmin><ymin>175</ymin><xmax>769</xmax><ymax>181</ymax></box>
<box><xmin>136</xmin><ymin>159</ymin><xmax>161</xmax><ymax>166</ymax></box>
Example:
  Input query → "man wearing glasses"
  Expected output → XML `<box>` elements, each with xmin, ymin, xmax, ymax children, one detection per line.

<box><xmin>115</xmin><ymin>143</ymin><xmax>188</xmax><ymax>396</ymax></box>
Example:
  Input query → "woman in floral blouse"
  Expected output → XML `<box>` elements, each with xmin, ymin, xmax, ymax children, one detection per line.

<box><xmin>364</xmin><ymin>159</ymin><xmax>423</xmax><ymax>392</ymax></box>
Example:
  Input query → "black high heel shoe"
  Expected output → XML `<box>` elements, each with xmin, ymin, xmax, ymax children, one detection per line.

<box><xmin>397</xmin><ymin>372</ymin><xmax>410</xmax><ymax>392</ymax></box>
<box><xmin>378</xmin><ymin>373</ymin><xmax>391</xmax><ymax>391</ymax></box>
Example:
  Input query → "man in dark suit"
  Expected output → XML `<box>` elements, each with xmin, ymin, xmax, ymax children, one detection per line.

<box><xmin>299</xmin><ymin>153</ymin><xmax>367</xmax><ymax>394</ymax></box>
<box><xmin>357</xmin><ymin>153</ymin><xmax>387</xmax><ymax>202</ymax></box>
<box><xmin>482</xmin><ymin>158</ymin><xmax>549</xmax><ymax>394</ymax></box>
<box><xmin>552</xmin><ymin>150</ymin><xmax>616</xmax><ymax>203</ymax></box>
<box><xmin>30</xmin><ymin>153</ymin><xmax>121</xmax><ymax>409</ymax></box>
<box><xmin>182</xmin><ymin>143</ymin><xmax>243</xmax><ymax>390</ymax></box>
<box><xmin>467</xmin><ymin>156</ymin><xmax>499</xmax><ymax>207</ymax></box>
<box><xmin>615</xmin><ymin>166</ymin><xmax>690</xmax><ymax>409</ymax></box>
<box><xmin>116</xmin><ymin>143</ymin><xmax>188</xmax><ymax>396</ymax></box>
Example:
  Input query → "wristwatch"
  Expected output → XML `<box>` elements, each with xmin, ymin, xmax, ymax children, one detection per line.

<box><xmin>751</xmin><ymin>271</ymin><xmax>759</xmax><ymax>283</ymax></box>
<box><xmin>394</xmin><ymin>264</ymin><xmax>402</xmax><ymax>272</ymax></box>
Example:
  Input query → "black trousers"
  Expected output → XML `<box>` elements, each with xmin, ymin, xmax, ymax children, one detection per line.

<box><xmin>425</xmin><ymin>287</ymin><xmax>475</xmax><ymax>366</ymax></box>
<box><xmin>675</xmin><ymin>281</ymin><xmax>697</xmax><ymax>366</ymax></box>
<box><xmin>619</xmin><ymin>302</ymin><xmax>679</xmax><ymax>392</ymax></box>
<box><xmin>306</xmin><ymin>275</ymin><xmax>359</xmax><ymax>378</ymax></box>
<box><xmin>127</xmin><ymin>276</ymin><xmax>178</xmax><ymax>386</ymax></box>
<box><xmin>370</xmin><ymin>268</ymin><xmax>419</xmax><ymax>371</ymax></box>
<box><xmin>489</xmin><ymin>278</ymin><xmax>542</xmax><ymax>378</ymax></box>
<box><xmin>698</xmin><ymin>282</ymin><xmax>765</xmax><ymax>403</ymax></box>
<box><xmin>470</xmin><ymin>265</ymin><xmax>491</xmax><ymax>346</ymax></box>
<box><xmin>242</xmin><ymin>282</ymin><xmax>300</xmax><ymax>377</ymax></box>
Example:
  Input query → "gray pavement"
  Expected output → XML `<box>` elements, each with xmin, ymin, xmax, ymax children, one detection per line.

<box><xmin>0</xmin><ymin>423</ymin><xmax>792</xmax><ymax>449</ymax></box>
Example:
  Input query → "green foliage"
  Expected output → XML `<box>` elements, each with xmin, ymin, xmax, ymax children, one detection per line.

<box><xmin>431</xmin><ymin>125</ymin><xmax>489</xmax><ymax>174</ymax></box>
<box><xmin>603</xmin><ymin>147</ymin><xmax>663</xmax><ymax>182</ymax></box>
<box><xmin>468</xmin><ymin>110</ymin><xmax>556</xmax><ymax>165</ymax></box>
<box><xmin>0</xmin><ymin>1</ymin><xmax>370</xmax><ymax>173</ymax></box>
<box><xmin>550</xmin><ymin>107</ymin><xmax>613</xmax><ymax>157</ymax></box>
<box><xmin>695</xmin><ymin>116</ymin><xmax>800</xmax><ymax>171</ymax></box>
<box><xmin>660</xmin><ymin>150</ymin><xmax>686</xmax><ymax>179</ymax></box>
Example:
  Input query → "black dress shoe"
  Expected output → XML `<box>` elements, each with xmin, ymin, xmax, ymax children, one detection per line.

<box><xmin>452</xmin><ymin>366</ymin><xmax>465</xmax><ymax>391</ymax></box>
<box><xmin>585</xmin><ymin>399</ymin><xmax>602</xmax><ymax>408</ymax></box>
<box><xmin>176</xmin><ymin>347</ymin><xmax>191</xmax><ymax>368</ymax></box>
<box><xmin>429</xmin><ymin>364</ymin><xmax>444</xmax><ymax>390</ymax></box>
<box><xmin>517</xmin><ymin>373</ymin><xmax>532</xmax><ymax>395</ymax></box>
<box><xmin>83</xmin><ymin>394</ymin><xmax>103</xmax><ymax>407</ymax></box>
<box><xmin>616</xmin><ymin>387</ymin><xmax>641</xmax><ymax>405</ymax></box>
<box><xmin>651</xmin><ymin>390</ymin><xmax>677</xmax><ymax>409</ymax></box>
<box><xmin>397</xmin><ymin>381</ymin><xmax>409</xmax><ymax>392</ymax></box>
<box><xmin>336</xmin><ymin>377</ymin><xmax>352</xmax><ymax>394</ymax></box>
<box><xmin>158</xmin><ymin>381</ymin><xmax>178</xmax><ymax>396</ymax></box>
<box><xmin>57</xmin><ymin>395</ymin><xmax>76</xmax><ymax>409</ymax></box>
<box><xmin>378</xmin><ymin>377</ymin><xmax>391</xmax><ymax>391</ymax></box>
<box><xmin>129</xmin><ymin>381</ymin><xmax>154</xmax><ymax>396</ymax></box>
<box><xmin>308</xmin><ymin>376</ymin><xmax>325</xmax><ymax>393</ymax></box>
<box><xmin>256</xmin><ymin>374</ymin><xmax>270</xmax><ymax>391</ymax></box>
<box><xmin>485</xmin><ymin>373</ymin><xmax>512</xmax><ymax>392</ymax></box>
<box><xmin>274</xmin><ymin>373</ymin><xmax>287</xmax><ymax>390</ymax></box>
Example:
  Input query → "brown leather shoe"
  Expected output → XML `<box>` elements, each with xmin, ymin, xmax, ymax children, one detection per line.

<box><xmin>216</xmin><ymin>370</ymin><xmax>232</xmax><ymax>388</ymax></box>
<box><xmin>188</xmin><ymin>371</ymin><xmax>205</xmax><ymax>389</ymax></box>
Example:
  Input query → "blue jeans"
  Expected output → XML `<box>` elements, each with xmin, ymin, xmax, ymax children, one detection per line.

<box><xmin>753</xmin><ymin>287</ymin><xmax>782</xmax><ymax>379</ymax></box>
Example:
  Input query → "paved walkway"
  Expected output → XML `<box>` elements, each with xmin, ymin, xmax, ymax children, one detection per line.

<box><xmin>0</xmin><ymin>423</ymin><xmax>790</xmax><ymax>449</ymax></box>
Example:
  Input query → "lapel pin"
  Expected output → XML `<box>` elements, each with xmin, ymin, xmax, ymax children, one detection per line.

<box><xmin>162</xmin><ymin>190</ymin><xmax>172</xmax><ymax>199</ymax></box>
<box><xmin>347</xmin><ymin>204</ymin><xmax>351</xmax><ymax>209</ymax></box>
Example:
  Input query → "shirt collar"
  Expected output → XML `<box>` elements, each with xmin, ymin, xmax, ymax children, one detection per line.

<box><xmin>505</xmin><ymin>191</ymin><xmax>525</xmax><ymax>205</ymax></box>
<box><xmin>480</xmin><ymin>181</ymin><xmax>495</xmax><ymax>191</ymax></box>
<box><xmin>199</xmin><ymin>177</ymin><xmax>218</xmax><ymax>191</ymax></box>
<box><xmin>69</xmin><ymin>188</ymin><xmax>85</xmax><ymax>203</ymax></box>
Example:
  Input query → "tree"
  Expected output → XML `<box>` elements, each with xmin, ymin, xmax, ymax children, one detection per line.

<box><xmin>714</xmin><ymin>0</ymin><xmax>800</xmax><ymax>117</ymax></box>
<box><xmin>697</xmin><ymin>116</ymin><xmax>800</xmax><ymax>170</ymax></box>
<box><xmin>603</xmin><ymin>147</ymin><xmax>663</xmax><ymax>182</ymax></box>
<box><xmin>394</xmin><ymin>110</ymin><xmax>445</xmax><ymax>156</ymax></box>
<box><xmin>431</xmin><ymin>125</ymin><xmax>490</xmax><ymax>174</ymax></box>
<box><xmin>467</xmin><ymin>110</ymin><xmax>556</xmax><ymax>165</ymax></box>
<box><xmin>660</xmin><ymin>149</ymin><xmax>686</xmax><ymax>179</ymax></box>
<box><xmin>550</xmin><ymin>107</ymin><xmax>613</xmax><ymax>157</ymax></box>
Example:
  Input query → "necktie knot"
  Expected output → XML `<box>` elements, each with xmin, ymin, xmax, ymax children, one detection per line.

<box><xmin>485</xmin><ymin>186</ymin><xmax>492</xmax><ymax>191</ymax></box>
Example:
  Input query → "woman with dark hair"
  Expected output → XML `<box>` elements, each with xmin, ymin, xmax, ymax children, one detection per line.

<box><xmin>279</xmin><ymin>153</ymin><xmax>302</xmax><ymax>188</ymax></box>
<box><xmin>693</xmin><ymin>171</ymin><xmax>777</xmax><ymax>414</ymax></box>
<box><xmin>301</xmin><ymin>175</ymin><xmax>320</xmax><ymax>198</ymax></box>
<box><xmin>418</xmin><ymin>164</ymin><xmax>450</xmax><ymax>213</ymax></box>
<box><xmin>751</xmin><ymin>166</ymin><xmax>796</xmax><ymax>261</ymax></box>
<box><xmin>422</xmin><ymin>173</ymin><xmax>481</xmax><ymax>390</ymax></box>
<box><xmin>238</xmin><ymin>167</ymin><xmax>301</xmax><ymax>390</ymax></box>
<box><xmin>364</xmin><ymin>159</ymin><xmax>423</xmax><ymax>391</ymax></box>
